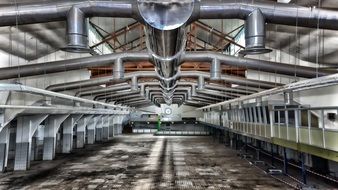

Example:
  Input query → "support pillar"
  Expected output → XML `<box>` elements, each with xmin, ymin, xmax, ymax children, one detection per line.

<box><xmin>0</xmin><ymin>126</ymin><xmax>9</xmax><ymax>172</ymax></box>
<box><xmin>108</xmin><ymin>116</ymin><xmax>114</xmax><ymax>138</ymax></box>
<box><xmin>87</xmin><ymin>116</ymin><xmax>100</xmax><ymax>144</ymax></box>
<box><xmin>224</xmin><ymin>130</ymin><xmax>230</xmax><ymax>146</ymax></box>
<box><xmin>256</xmin><ymin>140</ymin><xmax>261</xmax><ymax>160</ymax></box>
<box><xmin>283</xmin><ymin>147</ymin><xmax>288</xmax><ymax>174</ymax></box>
<box><xmin>101</xmin><ymin>116</ymin><xmax>109</xmax><ymax>141</ymax></box>
<box><xmin>62</xmin><ymin>114</ymin><xmax>82</xmax><ymax>153</ymax></box>
<box><xmin>76</xmin><ymin>116</ymin><xmax>92</xmax><ymax>148</ymax></box>
<box><xmin>43</xmin><ymin>115</ymin><xmax>69</xmax><ymax>160</ymax></box>
<box><xmin>270</xmin><ymin>143</ymin><xmax>275</xmax><ymax>167</ymax></box>
<box><xmin>300</xmin><ymin>152</ymin><xmax>307</xmax><ymax>184</ymax></box>
<box><xmin>95</xmin><ymin>116</ymin><xmax>103</xmax><ymax>142</ymax></box>
<box><xmin>14</xmin><ymin>115</ymin><xmax>48</xmax><ymax>171</ymax></box>
<box><xmin>31</xmin><ymin>126</ymin><xmax>44</xmax><ymax>161</ymax></box>
<box><xmin>113</xmin><ymin>115</ymin><xmax>123</xmax><ymax>136</ymax></box>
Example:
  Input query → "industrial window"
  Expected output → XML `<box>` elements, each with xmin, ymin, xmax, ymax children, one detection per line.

<box><xmin>274</xmin><ymin>111</ymin><xmax>279</xmax><ymax>124</ymax></box>
<box><xmin>256</xmin><ymin>107</ymin><xmax>262</xmax><ymax>123</ymax></box>
<box><xmin>248</xmin><ymin>107</ymin><xmax>253</xmax><ymax>122</ymax></box>
<box><xmin>252</xmin><ymin>107</ymin><xmax>257</xmax><ymax>123</ymax></box>
<box><xmin>288</xmin><ymin>110</ymin><xmax>295</xmax><ymax>126</ymax></box>
<box><xmin>260</xmin><ymin>106</ymin><xmax>265</xmax><ymax>124</ymax></box>
<box><xmin>265</xmin><ymin>106</ymin><xmax>270</xmax><ymax>124</ymax></box>
<box><xmin>280</xmin><ymin>111</ymin><xmax>286</xmax><ymax>124</ymax></box>
<box><xmin>244</xmin><ymin>108</ymin><xmax>248</xmax><ymax>122</ymax></box>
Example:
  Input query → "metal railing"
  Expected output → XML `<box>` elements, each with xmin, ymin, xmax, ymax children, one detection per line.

<box><xmin>201</xmin><ymin>106</ymin><xmax>338</xmax><ymax>152</ymax></box>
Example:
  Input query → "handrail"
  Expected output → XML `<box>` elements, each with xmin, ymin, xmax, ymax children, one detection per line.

<box><xmin>0</xmin><ymin>83</ymin><xmax>129</xmax><ymax>110</ymax></box>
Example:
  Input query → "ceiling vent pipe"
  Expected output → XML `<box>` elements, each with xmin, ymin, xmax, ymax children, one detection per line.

<box><xmin>113</xmin><ymin>58</ymin><xmax>124</xmax><ymax>80</ymax></box>
<box><xmin>138</xmin><ymin>0</ymin><xmax>194</xmax><ymax>105</ymax></box>
<box><xmin>197</xmin><ymin>76</ymin><xmax>205</xmax><ymax>90</ymax></box>
<box><xmin>210</xmin><ymin>58</ymin><xmax>221</xmax><ymax>80</ymax></box>
<box><xmin>62</xmin><ymin>7</ymin><xmax>91</xmax><ymax>53</ymax></box>
<box><xmin>130</xmin><ymin>76</ymin><xmax>139</xmax><ymax>91</ymax></box>
<box><xmin>240</xmin><ymin>9</ymin><xmax>271</xmax><ymax>55</ymax></box>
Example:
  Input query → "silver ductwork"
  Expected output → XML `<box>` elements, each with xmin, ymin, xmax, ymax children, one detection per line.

<box><xmin>46</xmin><ymin>71</ymin><xmax>279</xmax><ymax>92</ymax></box>
<box><xmin>138</xmin><ymin>0</ymin><xmax>194</xmax><ymax>105</ymax></box>
<box><xmin>0</xmin><ymin>52</ymin><xmax>149</xmax><ymax>80</ymax></box>
<box><xmin>239</xmin><ymin>9</ymin><xmax>271</xmax><ymax>55</ymax></box>
<box><xmin>113</xmin><ymin>58</ymin><xmax>125</xmax><ymax>80</ymax></box>
<box><xmin>0</xmin><ymin>52</ymin><xmax>332</xmax><ymax>81</ymax></box>
<box><xmin>197</xmin><ymin>76</ymin><xmax>206</xmax><ymax>90</ymax></box>
<box><xmin>61</xmin><ymin>7</ymin><xmax>90</xmax><ymax>53</ymax></box>
<box><xmin>210</xmin><ymin>59</ymin><xmax>221</xmax><ymax>80</ymax></box>
<box><xmin>196</xmin><ymin>0</ymin><xmax>338</xmax><ymax>30</ymax></box>
<box><xmin>1</xmin><ymin>0</ymin><xmax>338</xmax><ymax>107</ymax></box>
<box><xmin>130</xmin><ymin>76</ymin><xmax>139</xmax><ymax>91</ymax></box>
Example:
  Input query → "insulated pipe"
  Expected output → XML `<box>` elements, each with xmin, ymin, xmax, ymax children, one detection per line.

<box><xmin>117</xmin><ymin>97</ymin><xmax>146</xmax><ymax>104</ymax></box>
<box><xmin>145</xmin><ymin>26</ymin><xmax>186</xmax><ymax>81</ymax></box>
<box><xmin>145</xmin><ymin>26</ymin><xmax>186</xmax><ymax>105</ymax></box>
<box><xmin>138</xmin><ymin>0</ymin><xmax>194</xmax><ymax>105</ymax></box>
<box><xmin>47</xmin><ymin>71</ymin><xmax>279</xmax><ymax>92</ymax></box>
<box><xmin>95</xmin><ymin>90</ymin><xmax>140</xmax><ymax>101</ymax></box>
<box><xmin>75</xmin><ymin>84</ymin><xmax>131</xmax><ymax>97</ymax></box>
<box><xmin>206</xmin><ymin>83</ymin><xmax>257</xmax><ymax>94</ymax></box>
<box><xmin>197</xmin><ymin>89</ymin><xmax>236</xmax><ymax>99</ymax></box>
<box><xmin>198</xmin><ymin>73</ymin><xmax>338</xmax><ymax>110</ymax></box>
<box><xmin>0</xmin><ymin>52</ymin><xmax>332</xmax><ymax>80</ymax></box>
<box><xmin>0</xmin><ymin>52</ymin><xmax>149</xmax><ymax>80</ymax></box>
<box><xmin>106</xmin><ymin>94</ymin><xmax>141</xmax><ymax>102</ymax></box>
<box><xmin>1</xmin><ymin>1</ymin><xmax>337</xmax><ymax>30</ymax></box>
<box><xmin>182</xmin><ymin>52</ymin><xmax>334</xmax><ymax>78</ymax></box>
<box><xmin>148</xmin><ymin>87</ymin><xmax>223</xmax><ymax>102</ymax></box>
<box><xmin>196</xmin><ymin>0</ymin><xmax>338</xmax><ymax>30</ymax></box>
<box><xmin>0</xmin><ymin>0</ymin><xmax>139</xmax><ymax>26</ymax></box>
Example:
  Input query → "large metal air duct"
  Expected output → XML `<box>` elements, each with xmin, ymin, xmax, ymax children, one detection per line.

<box><xmin>2</xmin><ymin>0</ymin><xmax>338</xmax><ymax>107</ymax></box>
<box><xmin>138</xmin><ymin>0</ymin><xmax>194</xmax><ymax>105</ymax></box>
<box><xmin>0</xmin><ymin>52</ymin><xmax>331</xmax><ymax>81</ymax></box>
<box><xmin>62</xmin><ymin>7</ymin><xmax>90</xmax><ymax>53</ymax></box>
<box><xmin>46</xmin><ymin>71</ymin><xmax>279</xmax><ymax>93</ymax></box>
<box><xmin>210</xmin><ymin>59</ymin><xmax>221</xmax><ymax>80</ymax></box>
<box><xmin>239</xmin><ymin>9</ymin><xmax>271</xmax><ymax>55</ymax></box>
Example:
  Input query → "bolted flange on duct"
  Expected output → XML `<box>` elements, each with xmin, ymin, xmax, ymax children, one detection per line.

<box><xmin>62</xmin><ymin>7</ymin><xmax>91</xmax><ymax>53</ymax></box>
<box><xmin>240</xmin><ymin>9</ymin><xmax>272</xmax><ymax>55</ymax></box>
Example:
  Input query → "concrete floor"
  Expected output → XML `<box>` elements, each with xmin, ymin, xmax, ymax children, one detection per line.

<box><xmin>0</xmin><ymin>134</ymin><xmax>290</xmax><ymax>190</ymax></box>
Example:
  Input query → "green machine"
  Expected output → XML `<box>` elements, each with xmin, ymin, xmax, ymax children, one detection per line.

<box><xmin>157</xmin><ymin>114</ymin><xmax>161</xmax><ymax>131</ymax></box>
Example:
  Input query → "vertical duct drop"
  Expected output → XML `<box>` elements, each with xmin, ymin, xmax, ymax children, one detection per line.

<box><xmin>210</xmin><ymin>58</ymin><xmax>221</xmax><ymax>80</ymax></box>
<box><xmin>197</xmin><ymin>76</ymin><xmax>205</xmax><ymax>90</ymax></box>
<box><xmin>240</xmin><ymin>9</ymin><xmax>271</xmax><ymax>55</ymax></box>
<box><xmin>113</xmin><ymin>58</ymin><xmax>124</xmax><ymax>80</ymax></box>
<box><xmin>62</xmin><ymin>6</ymin><xmax>91</xmax><ymax>53</ymax></box>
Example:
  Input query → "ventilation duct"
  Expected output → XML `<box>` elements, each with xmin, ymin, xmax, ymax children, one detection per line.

<box><xmin>240</xmin><ymin>9</ymin><xmax>271</xmax><ymax>55</ymax></box>
<box><xmin>138</xmin><ymin>0</ymin><xmax>194</xmax><ymax>105</ymax></box>
<box><xmin>210</xmin><ymin>58</ymin><xmax>221</xmax><ymax>80</ymax></box>
<box><xmin>130</xmin><ymin>76</ymin><xmax>139</xmax><ymax>91</ymax></box>
<box><xmin>197</xmin><ymin>76</ymin><xmax>205</xmax><ymax>90</ymax></box>
<box><xmin>114</xmin><ymin>58</ymin><xmax>124</xmax><ymax>80</ymax></box>
<box><xmin>61</xmin><ymin>7</ymin><xmax>90</xmax><ymax>53</ymax></box>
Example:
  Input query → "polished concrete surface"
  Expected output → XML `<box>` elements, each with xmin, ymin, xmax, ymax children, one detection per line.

<box><xmin>0</xmin><ymin>135</ymin><xmax>289</xmax><ymax>189</ymax></box>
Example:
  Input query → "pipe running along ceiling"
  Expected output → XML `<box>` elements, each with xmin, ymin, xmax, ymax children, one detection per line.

<box><xmin>0</xmin><ymin>0</ymin><xmax>337</xmax><ymax>107</ymax></box>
